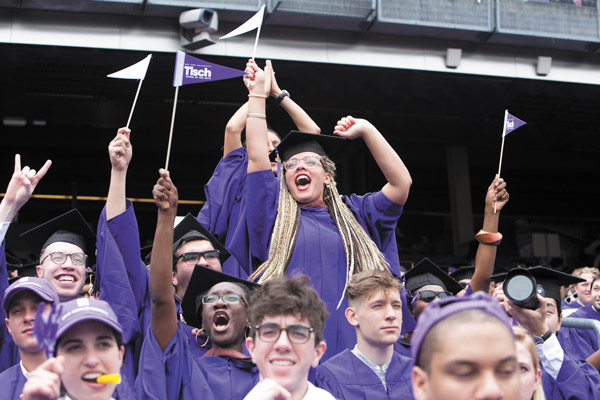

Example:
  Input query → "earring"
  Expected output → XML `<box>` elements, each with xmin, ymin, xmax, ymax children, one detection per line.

<box><xmin>195</xmin><ymin>328</ymin><xmax>210</xmax><ymax>348</ymax></box>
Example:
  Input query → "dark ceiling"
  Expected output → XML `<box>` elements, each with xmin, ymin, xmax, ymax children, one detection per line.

<box><xmin>1</xmin><ymin>43</ymin><xmax>600</xmax><ymax>264</ymax></box>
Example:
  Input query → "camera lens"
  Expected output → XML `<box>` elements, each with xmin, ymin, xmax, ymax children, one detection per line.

<box><xmin>506</xmin><ymin>275</ymin><xmax>534</xmax><ymax>301</ymax></box>
<box><xmin>201</xmin><ymin>10</ymin><xmax>214</xmax><ymax>24</ymax></box>
<box><xmin>504</xmin><ymin>269</ymin><xmax>540</xmax><ymax>310</ymax></box>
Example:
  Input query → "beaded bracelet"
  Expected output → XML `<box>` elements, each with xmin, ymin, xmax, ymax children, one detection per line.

<box><xmin>247</xmin><ymin>113</ymin><xmax>266</xmax><ymax>119</ymax></box>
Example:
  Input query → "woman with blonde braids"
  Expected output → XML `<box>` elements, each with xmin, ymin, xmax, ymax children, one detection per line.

<box><xmin>243</xmin><ymin>60</ymin><xmax>412</xmax><ymax>360</ymax></box>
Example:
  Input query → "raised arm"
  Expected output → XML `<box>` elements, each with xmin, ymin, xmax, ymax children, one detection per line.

<box><xmin>149</xmin><ymin>169</ymin><xmax>178</xmax><ymax>351</ymax></box>
<box><xmin>245</xmin><ymin>59</ymin><xmax>273</xmax><ymax>173</ymax></box>
<box><xmin>0</xmin><ymin>154</ymin><xmax>51</xmax><ymax>223</ymax></box>
<box><xmin>269</xmin><ymin>62</ymin><xmax>320</xmax><ymax>134</ymax></box>
<box><xmin>106</xmin><ymin>128</ymin><xmax>132</xmax><ymax>220</ymax></box>
<box><xmin>333</xmin><ymin>116</ymin><xmax>412</xmax><ymax>205</ymax></box>
<box><xmin>223</xmin><ymin>102</ymin><xmax>248</xmax><ymax>158</ymax></box>
<box><xmin>470</xmin><ymin>176</ymin><xmax>509</xmax><ymax>293</ymax></box>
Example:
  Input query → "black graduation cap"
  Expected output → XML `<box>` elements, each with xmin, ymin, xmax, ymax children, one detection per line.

<box><xmin>7</xmin><ymin>261</ymin><xmax>39</xmax><ymax>285</ymax></box>
<box><xmin>269</xmin><ymin>131</ymin><xmax>346</xmax><ymax>162</ymax></box>
<box><xmin>450</xmin><ymin>266</ymin><xmax>476</xmax><ymax>283</ymax></box>
<box><xmin>144</xmin><ymin>214</ymin><xmax>230</xmax><ymax>266</ymax></box>
<box><xmin>489</xmin><ymin>272</ymin><xmax>507</xmax><ymax>282</ymax></box>
<box><xmin>19</xmin><ymin>209</ymin><xmax>96</xmax><ymax>265</ymax></box>
<box><xmin>524</xmin><ymin>266</ymin><xmax>584</xmax><ymax>306</ymax></box>
<box><xmin>492</xmin><ymin>266</ymin><xmax>584</xmax><ymax>306</ymax></box>
<box><xmin>404</xmin><ymin>258</ymin><xmax>463</xmax><ymax>295</ymax></box>
<box><xmin>181</xmin><ymin>266</ymin><xmax>259</xmax><ymax>329</ymax></box>
<box><xmin>5</xmin><ymin>253</ymin><xmax>21</xmax><ymax>273</ymax></box>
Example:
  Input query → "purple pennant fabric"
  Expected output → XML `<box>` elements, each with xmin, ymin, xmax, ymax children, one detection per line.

<box><xmin>503</xmin><ymin>112</ymin><xmax>527</xmax><ymax>136</ymax></box>
<box><xmin>173</xmin><ymin>51</ymin><xmax>247</xmax><ymax>87</ymax></box>
<box><xmin>33</xmin><ymin>302</ymin><xmax>60</xmax><ymax>358</ymax></box>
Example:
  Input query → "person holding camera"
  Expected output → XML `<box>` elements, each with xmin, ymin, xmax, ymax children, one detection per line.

<box><xmin>496</xmin><ymin>266</ymin><xmax>600</xmax><ymax>399</ymax></box>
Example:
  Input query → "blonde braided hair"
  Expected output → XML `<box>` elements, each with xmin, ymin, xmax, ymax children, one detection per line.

<box><xmin>249</xmin><ymin>156</ymin><xmax>389</xmax><ymax>301</ymax></box>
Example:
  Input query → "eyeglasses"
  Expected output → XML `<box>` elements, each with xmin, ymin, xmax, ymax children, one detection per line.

<box><xmin>255</xmin><ymin>323</ymin><xmax>314</xmax><ymax>344</ymax></box>
<box><xmin>415</xmin><ymin>290</ymin><xmax>453</xmax><ymax>304</ymax></box>
<box><xmin>283</xmin><ymin>156</ymin><xmax>322</xmax><ymax>171</ymax></box>
<box><xmin>201</xmin><ymin>294</ymin><xmax>247</xmax><ymax>305</ymax></box>
<box><xmin>40</xmin><ymin>252</ymin><xmax>87</xmax><ymax>266</ymax></box>
<box><xmin>175</xmin><ymin>250</ymin><xmax>220</xmax><ymax>265</ymax></box>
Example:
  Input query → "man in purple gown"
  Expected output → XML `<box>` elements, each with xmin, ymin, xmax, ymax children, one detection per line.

<box><xmin>558</xmin><ymin>273</ymin><xmax>600</xmax><ymax>362</ymax></box>
<box><xmin>316</xmin><ymin>270</ymin><xmax>413</xmax><ymax>399</ymax></box>
<box><xmin>0</xmin><ymin>278</ymin><xmax>58</xmax><ymax>399</ymax></box>
<box><xmin>500</xmin><ymin>266</ymin><xmax>600</xmax><ymax>399</ymax></box>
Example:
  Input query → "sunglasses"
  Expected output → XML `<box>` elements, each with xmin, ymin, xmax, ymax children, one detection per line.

<box><xmin>414</xmin><ymin>290</ymin><xmax>453</xmax><ymax>304</ymax></box>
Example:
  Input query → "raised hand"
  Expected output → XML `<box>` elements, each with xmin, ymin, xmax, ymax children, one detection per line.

<box><xmin>108</xmin><ymin>127</ymin><xmax>132</xmax><ymax>172</ymax></box>
<box><xmin>333</xmin><ymin>115</ymin><xmax>372</xmax><ymax>140</ymax></box>
<box><xmin>245</xmin><ymin>59</ymin><xmax>271</xmax><ymax>97</ymax></box>
<box><xmin>20</xmin><ymin>356</ymin><xmax>64</xmax><ymax>400</ymax></box>
<box><xmin>269</xmin><ymin>60</ymin><xmax>283</xmax><ymax>98</ymax></box>
<box><xmin>505</xmin><ymin>294</ymin><xmax>549</xmax><ymax>337</ymax></box>
<box><xmin>0</xmin><ymin>154</ymin><xmax>52</xmax><ymax>222</ymax></box>
<box><xmin>152</xmin><ymin>169</ymin><xmax>178</xmax><ymax>213</ymax></box>
<box><xmin>486</xmin><ymin>175</ymin><xmax>509</xmax><ymax>213</ymax></box>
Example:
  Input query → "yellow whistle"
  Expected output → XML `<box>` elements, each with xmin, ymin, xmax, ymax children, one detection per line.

<box><xmin>96</xmin><ymin>374</ymin><xmax>121</xmax><ymax>384</ymax></box>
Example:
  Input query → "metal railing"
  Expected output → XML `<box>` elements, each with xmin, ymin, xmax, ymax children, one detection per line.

<box><xmin>562</xmin><ymin>317</ymin><xmax>600</xmax><ymax>344</ymax></box>
<box><xmin>4</xmin><ymin>0</ymin><xmax>600</xmax><ymax>44</ymax></box>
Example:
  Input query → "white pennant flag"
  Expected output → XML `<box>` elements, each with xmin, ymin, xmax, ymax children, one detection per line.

<box><xmin>108</xmin><ymin>54</ymin><xmax>152</xmax><ymax>80</ymax></box>
<box><xmin>219</xmin><ymin>5</ymin><xmax>265</xmax><ymax>40</ymax></box>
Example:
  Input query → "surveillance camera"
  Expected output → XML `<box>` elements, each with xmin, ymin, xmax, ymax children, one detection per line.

<box><xmin>179</xmin><ymin>8</ymin><xmax>218</xmax><ymax>33</ymax></box>
<box><xmin>179</xmin><ymin>8</ymin><xmax>218</xmax><ymax>51</ymax></box>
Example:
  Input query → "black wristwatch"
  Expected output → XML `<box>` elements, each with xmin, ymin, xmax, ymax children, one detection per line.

<box><xmin>277</xmin><ymin>90</ymin><xmax>290</xmax><ymax>105</ymax></box>
<box><xmin>534</xmin><ymin>329</ymin><xmax>553</xmax><ymax>344</ymax></box>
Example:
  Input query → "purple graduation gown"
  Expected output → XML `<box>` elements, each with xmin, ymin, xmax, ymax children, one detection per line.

<box><xmin>246</xmin><ymin>170</ymin><xmax>404</xmax><ymax>360</ymax></box>
<box><xmin>557</xmin><ymin>305</ymin><xmax>600</xmax><ymax>361</ymax></box>
<box><xmin>561</xmin><ymin>299</ymin><xmax>583</xmax><ymax>311</ymax></box>
<box><xmin>393</xmin><ymin>338</ymin><xmax>412</xmax><ymax>360</ymax></box>
<box><xmin>95</xmin><ymin>202</ymin><xmax>210</xmax><ymax>379</ymax></box>
<box><xmin>0</xmin><ymin>364</ymin><xmax>27</xmax><ymax>399</ymax></box>
<box><xmin>197</xmin><ymin>147</ymin><xmax>250</xmax><ymax>278</ymax></box>
<box><xmin>0</xmin><ymin>241</ymin><xmax>20</xmax><ymax>372</ymax></box>
<box><xmin>95</xmin><ymin>202</ymin><xmax>150</xmax><ymax>385</ymax></box>
<box><xmin>135</xmin><ymin>322</ymin><xmax>257</xmax><ymax>400</ymax></box>
<box><xmin>196</xmin><ymin>354</ymin><xmax>259</xmax><ymax>400</ymax></box>
<box><xmin>316</xmin><ymin>349</ymin><xmax>414</xmax><ymax>399</ymax></box>
<box><xmin>542</xmin><ymin>354</ymin><xmax>600</xmax><ymax>399</ymax></box>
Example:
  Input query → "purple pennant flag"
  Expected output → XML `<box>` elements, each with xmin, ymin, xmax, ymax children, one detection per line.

<box><xmin>33</xmin><ymin>302</ymin><xmax>60</xmax><ymax>358</ymax></box>
<box><xmin>503</xmin><ymin>112</ymin><xmax>527</xmax><ymax>137</ymax></box>
<box><xmin>173</xmin><ymin>51</ymin><xmax>247</xmax><ymax>87</ymax></box>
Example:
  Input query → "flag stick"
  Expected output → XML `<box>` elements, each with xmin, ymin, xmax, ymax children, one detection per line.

<box><xmin>126</xmin><ymin>78</ymin><xmax>144</xmax><ymax>129</ymax></box>
<box><xmin>165</xmin><ymin>86</ymin><xmax>179</xmax><ymax>170</ymax></box>
<box><xmin>494</xmin><ymin>109</ymin><xmax>508</xmax><ymax>213</ymax></box>
<box><xmin>251</xmin><ymin>22</ymin><xmax>262</xmax><ymax>61</ymax></box>
<box><xmin>245</xmin><ymin>24</ymin><xmax>263</xmax><ymax>88</ymax></box>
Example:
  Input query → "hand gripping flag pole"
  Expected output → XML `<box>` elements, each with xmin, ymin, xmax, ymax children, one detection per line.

<box><xmin>219</xmin><ymin>5</ymin><xmax>266</xmax><ymax>87</ymax></box>
<box><xmin>107</xmin><ymin>54</ymin><xmax>152</xmax><ymax>129</ymax></box>
<box><xmin>495</xmin><ymin>110</ymin><xmax>526</xmax><ymax>213</ymax></box>
<box><xmin>166</xmin><ymin>52</ymin><xmax>248</xmax><ymax>170</ymax></box>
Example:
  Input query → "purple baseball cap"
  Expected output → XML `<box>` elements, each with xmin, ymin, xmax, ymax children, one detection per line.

<box><xmin>34</xmin><ymin>298</ymin><xmax>122</xmax><ymax>356</ymax></box>
<box><xmin>3</xmin><ymin>277</ymin><xmax>59</xmax><ymax>314</ymax></box>
<box><xmin>410</xmin><ymin>292</ymin><xmax>513</xmax><ymax>361</ymax></box>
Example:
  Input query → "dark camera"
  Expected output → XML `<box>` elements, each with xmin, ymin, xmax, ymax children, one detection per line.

<box><xmin>504</xmin><ymin>269</ymin><xmax>544</xmax><ymax>310</ymax></box>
